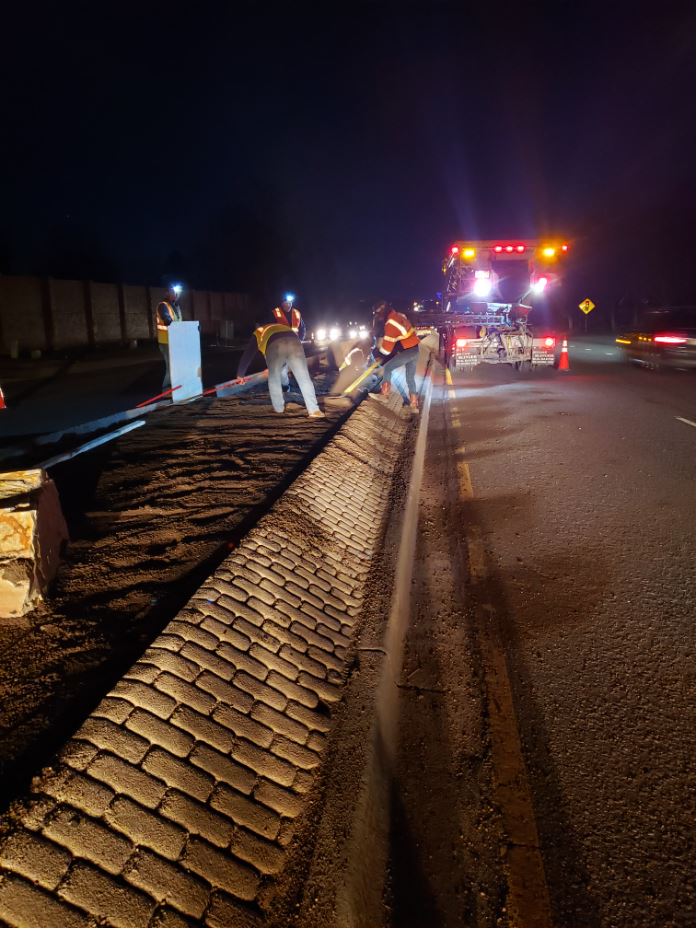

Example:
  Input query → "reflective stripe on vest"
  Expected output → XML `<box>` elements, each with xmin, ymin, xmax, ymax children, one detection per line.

<box><xmin>255</xmin><ymin>323</ymin><xmax>294</xmax><ymax>354</ymax></box>
<box><xmin>272</xmin><ymin>306</ymin><xmax>301</xmax><ymax>333</ymax></box>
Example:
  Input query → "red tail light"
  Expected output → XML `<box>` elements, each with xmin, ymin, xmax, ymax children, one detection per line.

<box><xmin>451</xmin><ymin>245</ymin><xmax>459</xmax><ymax>254</ymax></box>
<box><xmin>505</xmin><ymin>245</ymin><xmax>514</xmax><ymax>253</ymax></box>
<box><xmin>516</xmin><ymin>245</ymin><xmax>525</xmax><ymax>253</ymax></box>
<box><xmin>544</xmin><ymin>336</ymin><xmax>555</xmax><ymax>347</ymax></box>
<box><xmin>455</xmin><ymin>338</ymin><xmax>469</xmax><ymax>348</ymax></box>
<box><xmin>654</xmin><ymin>335</ymin><xmax>687</xmax><ymax>344</ymax></box>
<box><xmin>494</xmin><ymin>245</ymin><xmax>503</xmax><ymax>253</ymax></box>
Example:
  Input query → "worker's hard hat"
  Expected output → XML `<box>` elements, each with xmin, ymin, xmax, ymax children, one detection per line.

<box><xmin>372</xmin><ymin>299</ymin><xmax>388</xmax><ymax>315</ymax></box>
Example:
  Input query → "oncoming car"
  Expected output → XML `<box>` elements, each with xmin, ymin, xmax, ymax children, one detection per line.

<box><xmin>616</xmin><ymin>307</ymin><xmax>696</xmax><ymax>371</ymax></box>
<box><xmin>310</xmin><ymin>321</ymin><xmax>370</xmax><ymax>346</ymax></box>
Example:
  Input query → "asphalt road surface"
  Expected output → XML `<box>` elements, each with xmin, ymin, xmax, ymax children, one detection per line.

<box><xmin>440</xmin><ymin>338</ymin><xmax>695</xmax><ymax>926</ymax></box>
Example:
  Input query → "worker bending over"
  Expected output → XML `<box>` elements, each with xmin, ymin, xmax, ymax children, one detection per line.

<box><xmin>271</xmin><ymin>293</ymin><xmax>305</xmax><ymax>394</ymax></box>
<box><xmin>237</xmin><ymin>321</ymin><xmax>325</xmax><ymax>418</ymax></box>
<box><xmin>370</xmin><ymin>300</ymin><xmax>420</xmax><ymax>412</ymax></box>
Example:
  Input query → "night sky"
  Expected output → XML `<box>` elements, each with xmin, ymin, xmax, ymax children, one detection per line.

<box><xmin>1</xmin><ymin>1</ymin><xmax>695</xmax><ymax>320</ymax></box>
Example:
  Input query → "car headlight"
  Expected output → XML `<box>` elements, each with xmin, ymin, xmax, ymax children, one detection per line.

<box><xmin>348</xmin><ymin>328</ymin><xmax>358</xmax><ymax>339</ymax></box>
<box><xmin>329</xmin><ymin>327</ymin><xmax>341</xmax><ymax>341</ymax></box>
<box><xmin>316</xmin><ymin>327</ymin><xmax>327</xmax><ymax>341</ymax></box>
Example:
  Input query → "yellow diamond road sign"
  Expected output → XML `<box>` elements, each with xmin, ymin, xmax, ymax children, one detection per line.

<box><xmin>579</xmin><ymin>297</ymin><xmax>595</xmax><ymax>315</ymax></box>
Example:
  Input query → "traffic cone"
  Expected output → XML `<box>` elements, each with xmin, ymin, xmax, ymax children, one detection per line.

<box><xmin>0</xmin><ymin>387</ymin><xmax>6</xmax><ymax>410</ymax></box>
<box><xmin>559</xmin><ymin>338</ymin><xmax>570</xmax><ymax>372</ymax></box>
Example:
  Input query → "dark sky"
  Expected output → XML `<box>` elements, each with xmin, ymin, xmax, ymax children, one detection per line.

<box><xmin>1</xmin><ymin>0</ymin><xmax>695</xmax><ymax>316</ymax></box>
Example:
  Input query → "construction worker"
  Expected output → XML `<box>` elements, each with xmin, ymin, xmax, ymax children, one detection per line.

<box><xmin>236</xmin><ymin>320</ymin><xmax>325</xmax><ymax>418</ymax></box>
<box><xmin>369</xmin><ymin>299</ymin><xmax>421</xmax><ymax>412</ymax></box>
<box><xmin>155</xmin><ymin>283</ymin><xmax>183</xmax><ymax>390</ymax></box>
<box><xmin>272</xmin><ymin>293</ymin><xmax>306</xmax><ymax>340</ymax></box>
<box><xmin>330</xmin><ymin>339</ymin><xmax>376</xmax><ymax>396</ymax></box>
<box><xmin>272</xmin><ymin>294</ymin><xmax>306</xmax><ymax>393</ymax></box>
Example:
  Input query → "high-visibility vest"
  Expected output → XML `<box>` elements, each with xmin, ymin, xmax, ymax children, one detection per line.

<box><xmin>254</xmin><ymin>322</ymin><xmax>295</xmax><ymax>354</ymax></box>
<box><xmin>377</xmin><ymin>310</ymin><xmax>419</xmax><ymax>356</ymax></box>
<box><xmin>272</xmin><ymin>306</ymin><xmax>302</xmax><ymax>334</ymax></box>
<box><xmin>155</xmin><ymin>301</ymin><xmax>182</xmax><ymax>345</ymax></box>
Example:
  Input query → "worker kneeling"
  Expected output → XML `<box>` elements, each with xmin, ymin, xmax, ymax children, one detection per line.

<box><xmin>369</xmin><ymin>300</ymin><xmax>420</xmax><ymax>413</ymax></box>
<box><xmin>237</xmin><ymin>322</ymin><xmax>325</xmax><ymax>418</ymax></box>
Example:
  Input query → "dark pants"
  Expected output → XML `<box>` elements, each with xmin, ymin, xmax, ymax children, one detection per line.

<box><xmin>159</xmin><ymin>342</ymin><xmax>171</xmax><ymax>391</ymax></box>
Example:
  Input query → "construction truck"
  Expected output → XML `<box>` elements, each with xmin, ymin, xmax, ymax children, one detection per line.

<box><xmin>425</xmin><ymin>239</ymin><xmax>570</xmax><ymax>372</ymax></box>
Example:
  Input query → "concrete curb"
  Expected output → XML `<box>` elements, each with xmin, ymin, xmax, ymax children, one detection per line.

<box><xmin>0</xmin><ymin>391</ymin><xmax>412</xmax><ymax>926</ymax></box>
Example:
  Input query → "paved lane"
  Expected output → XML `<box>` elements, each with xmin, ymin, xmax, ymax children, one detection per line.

<box><xmin>449</xmin><ymin>348</ymin><xmax>695</xmax><ymax>926</ymax></box>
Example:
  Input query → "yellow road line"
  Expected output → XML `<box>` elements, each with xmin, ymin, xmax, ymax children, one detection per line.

<box><xmin>455</xmin><ymin>451</ymin><xmax>553</xmax><ymax>926</ymax></box>
<box><xmin>477</xmin><ymin>604</ymin><xmax>553</xmax><ymax>927</ymax></box>
<box><xmin>457</xmin><ymin>458</ymin><xmax>473</xmax><ymax>500</ymax></box>
<box><xmin>445</xmin><ymin>368</ymin><xmax>453</xmax><ymax>386</ymax></box>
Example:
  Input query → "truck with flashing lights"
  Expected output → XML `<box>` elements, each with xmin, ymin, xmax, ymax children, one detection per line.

<box><xmin>434</xmin><ymin>239</ymin><xmax>570</xmax><ymax>372</ymax></box>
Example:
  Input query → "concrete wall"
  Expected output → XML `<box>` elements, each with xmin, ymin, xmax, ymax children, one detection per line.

<box><xmin>0</xmin><ymin>275</ymin><xmax>254</xmax><ymax>355</ymax></box>
<box><xmin>50</xmin><ymin>279</ymin><xmax>89</xmax><ymax>350</ymax></box>
<box><xmin>0</xmin><ymin>276</ymin><xmax>47</xmax><ymax>352</ymax></box>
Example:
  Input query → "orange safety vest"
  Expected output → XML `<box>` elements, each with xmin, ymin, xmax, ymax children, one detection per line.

<box><xmin>254</xmin><ymin>322</ymin><xmax>295</xmax><ymax>354</ymax></box>
<box><xmin>377</xmin><ymin>310</ymin><xmax>419</xmax><ymax>356</ymax></box>
<box><xmin>155</xmin><ymin>301</ymin><xmax>182</xmax><ymax>345</ymax></box>
<box><xmin>272</xmin><ymin>305</ymin><xmax>302</xmax><ymax>334</ymax></box>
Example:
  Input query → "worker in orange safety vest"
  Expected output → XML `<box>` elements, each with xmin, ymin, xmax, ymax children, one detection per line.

<box><xmin>271</xmin><ymin>293</ymin><xmax>306</xmax><ymax>395</ymax></box>
<box><xmin>155</xmin><ymin>283</ymin><xmax>183</xmax><ymax>390</ymax></box>
<box><xmin>369</xmin><ymin>299</ymin><xmax>421</xmax><ymax>412</ymax></box>
<box><xmin>272</xmin><ymin>293</ymin><xmax>306</xmax><ymax>340</ymax></box>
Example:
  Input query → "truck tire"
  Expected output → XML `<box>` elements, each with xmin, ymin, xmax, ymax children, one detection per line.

<box><xmin>514</xmin><ymin>360</ymin><xmax>532</xmax><ymax>373</ymax></box>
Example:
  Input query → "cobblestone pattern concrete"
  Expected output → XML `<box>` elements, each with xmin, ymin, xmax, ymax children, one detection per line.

<box><xmin>0</xmin><ymin>395</ymin><xmax>408</xmax><ymax>927</ymax></box>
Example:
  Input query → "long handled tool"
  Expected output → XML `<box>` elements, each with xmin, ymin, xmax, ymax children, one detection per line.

<box><xmin>342</xmin><ymin>360</ymin><xmax>382</xmax><ymax>395</ymax></box>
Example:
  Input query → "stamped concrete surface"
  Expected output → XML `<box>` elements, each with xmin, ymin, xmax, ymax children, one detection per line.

<box><xmin>0</xmin><ymin>394</ymin><xmax>412</xmax><ymax>927</ymax></box>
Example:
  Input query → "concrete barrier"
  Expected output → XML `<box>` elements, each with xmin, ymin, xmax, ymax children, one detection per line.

<box><xmin>0</xmin><ymin>470</ymin><xmax>68</xmax><ymax>619</ymax></box>
<box><xmin>0</xmin><ymin>392</ymin><xmax>413</xmax><ymax>926</ymax></box>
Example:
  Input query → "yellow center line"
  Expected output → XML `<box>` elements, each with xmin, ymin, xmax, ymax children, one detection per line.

<box><xmin>457</xmin><ymin>458</ymin><xmax>473</xmax><ymax>499</ymax></box>
<box><xmin>454</xmin><ymin>449</ymin><xmax>552</xmax><ymax>926</ymax></box>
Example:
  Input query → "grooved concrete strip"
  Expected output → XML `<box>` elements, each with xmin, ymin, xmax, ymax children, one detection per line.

<box><xmin>0</xmin><ymin>395</ymin><xmax>409</xmax><ymax>927</ymax></box>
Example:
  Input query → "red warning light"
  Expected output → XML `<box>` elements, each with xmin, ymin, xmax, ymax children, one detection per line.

<box><xmin>494</xmin><ymin>245</ymin><xmax>503</xmax><ymax>253</ymax></box>
<box><xmin>505</xmin><ymin>245</ymin><xmax>514</xmax><ymax>253</ymax></box>
<box><xmin>451</xmin><ymin>245</ymin><xmax>459</xmax><ymax>254</ymax></box>
<box><xmin>516</xmin><ymin>245</ymin><xmax>525</xmax><ymax>253</ymax></box>
<box><xmin>561</xmin><ymin>244</ymin><xmax>569</xmax><ymax>252</ymax></box>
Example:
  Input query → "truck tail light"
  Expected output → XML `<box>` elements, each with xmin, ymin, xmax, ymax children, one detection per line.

<box><xmin>455</xmin><ymin>338</ymin><xmax>469</xmax><ymax>348</ymax></box>
<box><xmin>544</xmin><ymin>336</ymin><xmax>555</xmax><ymax>347</ymax></box>
<box><xmin>654</xmin><ymin>335</ymin><xmax>687</xmax><ymax>344</ymax></box>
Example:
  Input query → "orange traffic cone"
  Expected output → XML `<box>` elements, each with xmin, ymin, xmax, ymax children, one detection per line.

<box><xmin>0</xmin><ymin>387</ymin><xmax>6</xmax><ymax>410</ymax></box>
<box><xmin>559</xmin><ymin>338</ymin><xmax>570</xmax><ymax>372</ymax></box>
